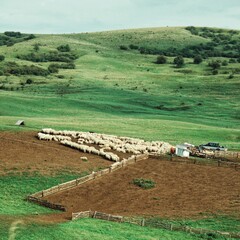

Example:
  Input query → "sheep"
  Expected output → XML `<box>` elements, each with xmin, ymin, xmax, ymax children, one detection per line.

<box><xmin>38</xmin><ymin>133</ymin><xmax>54</xmax><ymax>141</ymax></box>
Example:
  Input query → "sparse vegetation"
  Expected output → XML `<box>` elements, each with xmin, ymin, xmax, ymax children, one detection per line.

<box><xmin>133</xmin><ymin>178</ymin><xmax>156</xmax><ymax>189</ymax></box>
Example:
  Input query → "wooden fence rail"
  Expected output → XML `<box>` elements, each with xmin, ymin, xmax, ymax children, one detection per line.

<box><xmin>150</xmin><ymin>154</ymin><xmax>240</xmax><ymax>170</ymax></box>
<box><xmin>72</xmin><ymin>210</ymin><xmax>240</xmax><ymax>238</ymax></box>
<box><xmin>26</xmin><ymin>154</ymin><xmax>149</xmax><ymax>210</ymax></box>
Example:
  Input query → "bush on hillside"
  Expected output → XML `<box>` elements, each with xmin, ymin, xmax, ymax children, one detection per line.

<box><xmin>193</xmin><ymin>55</ymin><xmax>203</xmax><ymax>64</ymax></box>
<box><xmin>156</xmin><ymin>55</ymin><xmax>167</xmax><ymax>64</ymax></box>
<box><xmin>119</xmin><ymin>45</ymin><xmax>128</xmax><ymax>50</ymax></box>
<box><xmin>0</xmin><ymin>55</ymin><xmax>5</xmax><ymax>62</ymax></box>
<box><xmin>17</xmin><ymin>51</ymin><xmax>78</xmax><ymax>63</ymax></box>
<box><xmin>129</xmin><ymin>44</ymin><xmax>139</xmax><ymax>50</ymax></box>
<box><xmin>229</xmin><ymin>58</ymin><xmax>237</xmax><ymax>63</ymax></box>
<box><xmin>4</xmin><ymin>31</ymin><xmax>22</xmax><ymax>38</ymax></box>
<box><xmin>208</xmin><ymin>60</ymin><xmax>221</xmax><ymax>70</ymax></box>
<box><xmin>4</xmin><ymin>62</ymin><xmax>49</xmax><ymax>76</ymax></box>
<box><xmin>48</xmin><ymin>64</ymin><xmax>59</xmax><ymax>74</ymax></box>
<box><xmin>222</xmin><ymin>60</ymin><xmax>228</xmax><ymax>66</ymax></box>
<box><xmin>57</xmin><ymin>44</ymin><xmax>71</xmax><ymax>52</ymax></box>
<box><xmin>174</xmin><ymin>56</ymin><xmax>184</xmax><ymax>68</ymax></box>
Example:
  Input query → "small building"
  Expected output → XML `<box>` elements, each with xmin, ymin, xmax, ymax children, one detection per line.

<box><xmin>175</xmin><ymin>144</ymin><xmax>191</xmax><ymax>158</ymax></box>
<box><xmin>15</xmin><ymin>120</ymin><xmax>25</xmax><ymax>126</ymax></box>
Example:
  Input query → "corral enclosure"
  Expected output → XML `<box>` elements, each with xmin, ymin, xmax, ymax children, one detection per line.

<box><xmin>44</xmin><ymin>156</ymin><xmax>240</xmax><ymax>219</ymax></box>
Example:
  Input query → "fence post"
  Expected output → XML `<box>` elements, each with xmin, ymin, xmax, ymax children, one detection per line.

<box><xmin>141</xmin><ymin>219</ymin><xmax>145</xmax><ymax>227</ymax></box>
<box><xmin>93</xmin><ymin>211</ymin><xmax>97</xmax><ymax>218</ymax></box>
<box><xmin>218</xmin><ymin>160</ymin><xmax>221</xmax><ymax>167</ymax></box>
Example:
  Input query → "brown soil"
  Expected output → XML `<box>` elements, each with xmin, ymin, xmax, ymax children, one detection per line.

<box><xmin>0</xmin><ymin>131</ymin><xmax>112</xmax><ymax>175</ymax></box>
<box><xmin>44</xmin><ymin>157</ymin><xmax>240</xmax><ymax>219</ymax></box>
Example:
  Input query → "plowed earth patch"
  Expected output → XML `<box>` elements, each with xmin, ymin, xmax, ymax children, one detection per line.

<box><xmin>0</xmin><ymin>131</ymin><xmax>111</xmax><ymax>175</ymax></box>
<box><xmin>44</xmin><ymin>157</ymin><xmax>240</xmax><ymax>218</ymax></box>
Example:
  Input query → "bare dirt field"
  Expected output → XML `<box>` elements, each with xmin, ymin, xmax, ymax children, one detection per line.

<box><xmin>0</xmin><ymin>131</ymin><xmax>112</xmax><ymax>175</ymax></box>
<box><xmin>44</xmin><ymin>157</ymin><xmax>240</xmax><ymax>219</ymax></box>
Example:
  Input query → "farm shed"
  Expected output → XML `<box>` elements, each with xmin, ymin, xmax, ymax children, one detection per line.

<box><xmin>15</xmin><ymin>120</ymin><xmax>25</xmax><ymax>126</ymax></box>
<box><xmin>175</xmin><ymin>144</ymin><xmax>191</xmax><ymax>158</ymax></box>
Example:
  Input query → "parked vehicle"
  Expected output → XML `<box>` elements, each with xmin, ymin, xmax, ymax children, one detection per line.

<box><xmin>198</xmin><ymin>142</ymin><xmax>227</xmax><ymax>151</ymax></box>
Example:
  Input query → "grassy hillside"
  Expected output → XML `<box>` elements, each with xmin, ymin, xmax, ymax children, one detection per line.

<box><xmin>0</xmin><ymin>25</ymin><xmax>240</xmax><ymax>238</ymax></box>
<box><xmin>0</xmin><ymin>27</ymin><xmax>239</xmax><ymax>149</ymax></box>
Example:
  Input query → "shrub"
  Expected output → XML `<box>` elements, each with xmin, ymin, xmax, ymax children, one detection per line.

<box><xmin>26</xmin><ymin>78</ymin><xmax>33</xmax><ymax>84</ymax></box>
<box><xmin>48</xmin><ymin>64</ymin><xmax>59</xmax><ymax>73</ymax></box>
<box><xmin>4</xmin><ymin>31</ymin><xmax>22</xmax><ymax>38</ymax></box>
<box><xmin>129</xmin><ymin>44</ymin><xmax>139</xmax><ymax>50</ymax></box>
<box><xmin>0</xmin><ymin>55</ymin><xmax>5</xmax><ymax>62</ymax></box>
<box><xmin>119</xmin><ymin>45</ymin><xmax>128</xmax><ymax>50</ymax></box>
<box><xmin>156</xmin><ymin>55</ymin><xmax>167</xmax><ymax>64</ymax></box>
<box><xmin>4</xmin><ymin>62</ymin><xmax>49</xmax><ymax>76</ymax></box>
<box><xmin>222</xmin><ymin>60</ymin><xmax>228</xmax><ymax>66</ymax></box>
<box><xmin>17</xmin><ymin>52</ymin><xmax>78</xmax><ymax>63</ymax></box>
<box><xmin>173</xmin><ymin>56</ymin><xmax>184</xmax><ymax>68</ymax></box>
<box><xmin>57</xmin><ymin>44</ymin><xmax>71</xmax><ymax>52</ymax></box>
<box><xmin>229</xmin><ymin>58</ymin><xmax>237</xmax><ymax>63</ymax></box>
<box><xmin>33</xmin><ymin>43</ymin><xmax>40</xmax><ymax>52</ymax></box>
<box><xmin>133</xmin><ymin>178</ymin><xmax>155</xmax><ymax>189</ymax></box>
<box><xmin>25</xmin><ymin>34</ymin><xmax>36</xmax><ymax>40</ymax></box>
<box><xmin>193</xmin><ymin>55</ymin><xmax>203</xmax><ymax>64</ymax></box>
<box><xmin>212</xmin><ymin>69</ymin><xmax>218</xmax><ymax>75</ymax></box>
<box><xmin>208</xmin><ymin>60</ymin><xmax>221</xmax><ymax>69</ymax></box>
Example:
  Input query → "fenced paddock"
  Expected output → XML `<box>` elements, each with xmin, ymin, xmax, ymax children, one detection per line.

<box><xmin>26</xmin><ymin>154</ymin><xmax>149</xmax><ymax>211</ymax></box>
<box><xmin>40</xmin><ymin>156</ymin><xmax>240</xmax><ymax>219</ymax></box>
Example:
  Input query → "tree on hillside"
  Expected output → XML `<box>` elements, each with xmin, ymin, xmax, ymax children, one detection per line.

<box><xmin>193</xmin><ymin>55</ymin><xmax>203</xmax><ymax>64</ymax></box>
<box><xmin>156</xmin><ymin>55</ymin><xmax>167</xmax><ymax>64</ymax></box>
<box><xmin>173</xmin><ymin>56</ymin><xmax>184</xmax><ymax>68</ymax></box>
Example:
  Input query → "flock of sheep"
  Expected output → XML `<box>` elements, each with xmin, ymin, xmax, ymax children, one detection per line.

<box><xmin>37</xmin><ymin>128</ymin><xmax>172</xmax><ymax>162</ymax></box>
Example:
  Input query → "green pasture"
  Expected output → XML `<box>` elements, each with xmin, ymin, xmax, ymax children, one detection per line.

<box><xmin>0</xmin><ymin>27</ymin><xmax>240</xmax><ymax>239</ymax></box>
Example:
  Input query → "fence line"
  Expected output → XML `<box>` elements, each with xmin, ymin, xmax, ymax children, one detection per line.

<box><xmin>213</xmin><ymin>151</ymin><xmax>240</xmax><ymax>160</ymax></box>
<box><xmin>71</xmin><ymin>210</ymin><xmax>240</xmax><ymax>239</ymax></box>
<box><xmin>149</xmin><ymin>155</ymin><xmax>240</xmax><ymax>170</ymax></box>
<box><xmin>26</xmin><ymin>154</ymin><xmax>149</xmax><ymax>210</ymax></box>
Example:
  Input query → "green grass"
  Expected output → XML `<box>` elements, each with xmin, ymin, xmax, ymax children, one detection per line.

<box><xmin>0</xmin><ymin>217</ymin><xmax>230</xmax><ymax>240</ymax></box>
<box><xmin>146</xmin><ymin>216</ymin><xmax>240</xmax><ymax>234</ymax></box>
<box><xmin>0</xmin><ymin>26</ymin><xmax>240</xmax><ymax>239</ymax></box>
<box><xmin>0</xmin><ymin>172</ymin><xmax>84</xmax><ymax>215</ymax></box>
<box><xmin>0</xmin><ymin>27</ymin><xmax>239</xmax><ymax>149</ymax></box>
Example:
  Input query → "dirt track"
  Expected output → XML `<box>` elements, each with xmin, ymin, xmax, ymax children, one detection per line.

<box><xmin>44</xmin><ymin>157</ymin><xmax>240</xmax><ymax>218</ymax></box>
<box><xmin>0</xmin><ymin>131</ymin><xmax>111</xmax><ymax>175</ymax></box>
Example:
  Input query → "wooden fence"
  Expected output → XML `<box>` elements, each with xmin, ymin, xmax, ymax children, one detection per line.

<box><xmin>72</xmin><ymin>210</ymin><xmax>240</xmax><ymax>238</ymax></box>
<box><xmin>27</xmin><ymin>196</ymin><xmax>66</xmax><ymax>211</ymax></box>
<box><xmin>213</xmin><ymin>151</ymin><xmax>240</xmax><ymax>161</ymax></box>
<box><xmin>26</xmin><ymin>154</ymin><xmax>149</xmax><ymax>210</ymax></box>
<box><xmin>150</xmin><ymin>154</ymin><xmax>240</xmax><ymax>170</ymax></box>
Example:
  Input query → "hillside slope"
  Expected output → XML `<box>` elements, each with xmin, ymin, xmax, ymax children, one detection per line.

<box><xmin>0</xmin><ymin>27</ymin><xmax>239</xmax><ymax>148</ymax></box>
